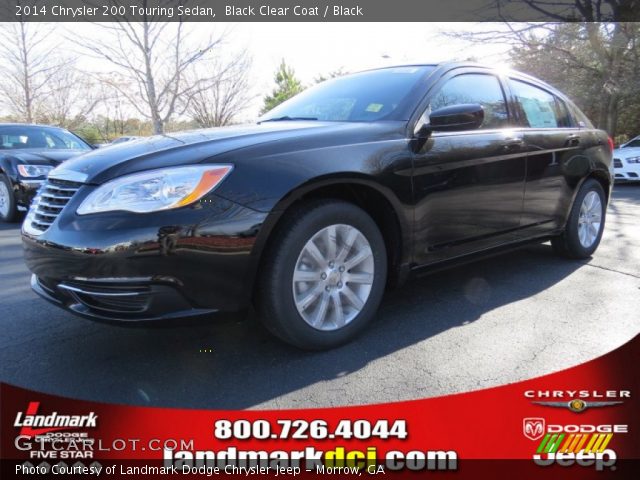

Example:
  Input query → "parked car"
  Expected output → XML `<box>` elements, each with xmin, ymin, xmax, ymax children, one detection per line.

<box><xmin>21</xmin><ymin>63</ymin><xmax>613</xmax><ymax>349</ymax></box>
<box><xmin>613</xmin><ymin>135</ymin><xmax>640</xmax><ymax>182</ymax></box>
<box><xmin>0</xmin><ymin>124</ymin><xmax>93</xmax><ymax>222</ymax></box>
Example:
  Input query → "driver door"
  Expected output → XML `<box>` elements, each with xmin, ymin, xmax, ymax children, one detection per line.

<box><xmin>412</xmin><ymin>70</ymin><xmax>528</xmax><ymax>265</ymax></box>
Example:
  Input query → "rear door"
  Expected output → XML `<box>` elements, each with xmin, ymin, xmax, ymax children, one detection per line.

<box><xmin>506</xmin><ymin>78</ymin><xmax>589</xmax><ymax>235</ymax></box>
<box><xmin>412</xmin><ymin>69</ymin><xmax>528</xmax><ymax>265</ymax></box>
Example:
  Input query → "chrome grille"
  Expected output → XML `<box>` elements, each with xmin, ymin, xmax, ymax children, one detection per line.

<box><xmin>29</xmin><ymin>178</ymin><xmax>82</xmax><ymax>232</ymax></box>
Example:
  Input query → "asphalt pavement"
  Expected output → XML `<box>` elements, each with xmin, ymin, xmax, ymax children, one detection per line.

<box><xmin>1</xmin><ymin>185</ymin><xmax>639</xmax><ymax>410</ymax></box>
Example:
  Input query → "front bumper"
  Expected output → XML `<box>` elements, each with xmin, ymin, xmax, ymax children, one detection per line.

<box><xmin>31</xmin><ymin>274</ymin><xmax>215</xmax><ymax>322</ymax></box>
<box><xmin>613</xmin><ymin>159</ymin><xmax>640</xmax><ymax>182</ymax></box>
<box><xmin>614</xmin><ymin>170</ymin><xmax>640</xmax><ymax>182</ymax></box>
<box><xmin>22</xmin><ymin>191</ymin><xmax>269</xmax><ymax>321</ymax></box>
<box><xmin>14</xmin><ymin>178</ymin><xmax>44</xmax><ymax>209</ymax></box>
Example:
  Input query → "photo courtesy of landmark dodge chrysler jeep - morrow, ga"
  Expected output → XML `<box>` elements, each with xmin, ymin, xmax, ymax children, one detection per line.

<box><xmin>21</xmin><ymin>63</ymin><xmax>613</xmax><ymax>350</ymax></box>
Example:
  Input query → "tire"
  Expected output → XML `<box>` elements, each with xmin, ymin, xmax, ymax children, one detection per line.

<box><xmin>257</xmin><ymin>199</ymin><xmax>387</xmax><ymax>350</ymax></box>
<box><xmin>0</xmin><ymin>174</ymin><xmax>19</xmax><ymax>223</ymax></box>
<box><xmin>551</xmin><ymin>178</ymin><xmax>606</xmax><ymax>259</ymax></box>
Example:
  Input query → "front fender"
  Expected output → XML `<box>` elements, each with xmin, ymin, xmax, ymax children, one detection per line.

<box><xmin>0</xmin><ymin>157</ymin><xmax>19</xmax><ymax>181</ymax></box>
<box><xmin>233</xmin><ymin>173</ymin><xmax>411</xmax><ymax>306</ymax></box>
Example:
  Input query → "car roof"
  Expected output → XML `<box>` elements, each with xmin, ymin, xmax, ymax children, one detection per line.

<box><xmin>361</xmin><ymin>62</ymin><xmax>561</xmax><ymax>94</ymax></box>
<box><xmin>0</xmin><ymin>123</ymin><xmax>68</xmax><ymax>131</ymax></box>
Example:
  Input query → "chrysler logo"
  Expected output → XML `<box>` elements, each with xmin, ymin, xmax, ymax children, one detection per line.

<box><xmin>532</xmin><ymin>400</ymin><xmax>623</xmax><ymax>413</ymax></box>
<box><xmin>523</xmin><ymin>417</ymin><xmax>546</xmax><ymax>441</ymax></box>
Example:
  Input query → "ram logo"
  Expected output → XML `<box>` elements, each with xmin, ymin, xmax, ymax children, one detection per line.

<box><xmin>523</xmin><ymin>418</ymin><xmax>546</xmax><ymax>441</ymax></box>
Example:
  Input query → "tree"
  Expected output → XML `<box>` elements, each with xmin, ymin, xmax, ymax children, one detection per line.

<box><xmin>0</xmin><ymin>21</ymin><xmax>70</xmax><ymax>123</ymax></box>
<box><xmin>486</xmin><ymin>0</ymin><xmax>640</xmax><ymax>22</ymax></box>
<box><xmin>314</xmin><ymin>68</ymin><xmax>346</xmax><ymax>84</ymax></box>
<box><xmin>74</xmin><ymin>10</ymin><xmax>229</xmax><ymax>134</ymax></box>
<box><xmin>186</xmin><ymin>52</ymin><xmax>253</xmax><ymax>127</ymax></box>
<box><xmin>38</xmin><ymin>68</ymin><xmax>102</xmax><ymax>129</ymax></box>
<box><xmin>260</xmin><ymin>60</ymin><xmax>304</xmax><ymax>115</ymax></box>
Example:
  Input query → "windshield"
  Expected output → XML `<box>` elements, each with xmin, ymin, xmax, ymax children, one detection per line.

<box><xmin>622</xmin><ymin>138</ymin><xmax>640</xmax><ymax>148</ymax></box>
<box><xmin>260</xmin><ymin>66</ymin><xmax>434</xmax><ymax>123</ymax></box>
<box><xmin>0</xmin><ymin>126</ymin><xmax>91</xmax><ymax>151</ymax></box>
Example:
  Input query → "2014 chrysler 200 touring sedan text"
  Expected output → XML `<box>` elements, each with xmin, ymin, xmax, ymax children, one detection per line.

<box><xmin>22</xmin><ymin>63</ymin><xmax>613</xmax><ymax>350</ymax></box>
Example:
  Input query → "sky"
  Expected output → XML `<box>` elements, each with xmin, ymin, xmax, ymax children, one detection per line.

<box><xmin>5</xmin><ymin>22</ymin><xmax>513</xmax><ymax>121</ymax></box>
<box><xmin>232</xmin><ymin>22</ymin><xmax>510</xmax><ymax>118</ymax></box>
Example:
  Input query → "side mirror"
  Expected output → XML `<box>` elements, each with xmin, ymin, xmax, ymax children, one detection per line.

<box><xmin>429</xmin><ymin>103</ymin><xmax>484</xmax><ymax>132</ymax></box>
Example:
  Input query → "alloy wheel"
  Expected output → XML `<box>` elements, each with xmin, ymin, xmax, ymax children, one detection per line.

<box><xmin>292</xmin><ymin>224</ymin><xmax>375</xmax><ymax>331</ymax></box>
<box><xmin>0</xmin><ymin>181</ymin><xmax>10</xmax><ymax>217</ymax></box>
<box><xmin>578</xmin><ymin>191</ymin><xmax>603</xmax><ymax>248</ymax></box>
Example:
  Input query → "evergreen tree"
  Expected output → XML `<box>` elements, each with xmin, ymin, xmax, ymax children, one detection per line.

<box><xmin>261</xmin><ymin>60</ymin><xmax>304</xmax><ymax>115</ymax></box>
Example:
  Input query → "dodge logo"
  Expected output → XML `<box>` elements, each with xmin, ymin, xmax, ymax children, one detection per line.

<box><xmin>523</xmin><ymin>418</ymin><xmax>546</xmax><ymax>441</ymax></box>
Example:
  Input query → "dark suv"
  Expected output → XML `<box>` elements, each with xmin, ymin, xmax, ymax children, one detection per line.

<box><xmin>22</xmin><ymin>63</ymin><xmax>613</xmax><ymax>349</ymax></box>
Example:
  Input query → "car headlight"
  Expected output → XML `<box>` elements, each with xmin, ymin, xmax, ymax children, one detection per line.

<box><xmin>18</xmin><ymin>164</ymin><xmax>53</xmax><ymax>178</ymax></box>
<box><xmin>626</xmin><ymin>156</ymin><xmax>640</xmax><ymax>164</ymax></box>
<box><xmin>77</xmin><ymin>165</ymin><xmax>233</xmax><ymax>215</ymax></box>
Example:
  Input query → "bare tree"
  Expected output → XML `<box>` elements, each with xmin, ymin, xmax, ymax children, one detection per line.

<box><xmin>84</xmin><ymin>78</ymin><xmax>143</xmax><ymax>141</ymax></box>
<box><xmin>0</xmin><ymin>21</ymin><xmax>69</xmax><ymax>123</ymax></box>
<box><xmin>38</xmin><ymin>68</ymin><xmax>104</xmax><ymax>129</ymax></box>
<box><xmin>483</xmin><ymin>0</ymin><xmax>638</xmax><ymax>22</ymax></box>
<box><xmin>186</xmin><ymin>52</ymin><xmax>253</xmax><ymax>127</ymax></box>
<box><xmin>73</xmin><ymin>4</ymin><xmax>229</xmax><ymax>134</ymax></box>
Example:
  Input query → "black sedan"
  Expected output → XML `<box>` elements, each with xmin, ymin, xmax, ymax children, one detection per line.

<box><xmin>0</xmin><ymin>124</ymin><xmax>93</xmax><ymax>222</ymax></box>
<box><xmin>21</xmin><ymin>63</ymin><xmax>613</xmax><ymax>349</ymax></box>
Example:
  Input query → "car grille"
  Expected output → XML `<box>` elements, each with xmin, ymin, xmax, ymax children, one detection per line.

<box><xmin>30</xmin><ymin>178</ymin><xmax>82</xmax><ymax>232</ymax></box>
<box><xmin>613</xmin><ymin>158</ymin><xmax>623</xmax><ymax>168</ymax></box>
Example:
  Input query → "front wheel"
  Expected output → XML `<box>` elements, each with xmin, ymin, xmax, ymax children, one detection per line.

<box><xmin>257</xmin><ymin>200</ymin><xmax>387</xmax><ymax>350</ymax></box>
<box><xmin>0</xmin><ymin>174</ymin><xmax>19</xmax><ymax>223</ymax></box>
<box><xmin>552</xmin><ymin>178</ymin><xmax>606</xmax><ymax>259</ymax></box>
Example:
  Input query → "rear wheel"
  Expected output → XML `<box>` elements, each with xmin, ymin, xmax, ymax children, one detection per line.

<box><xmin>0</xmin><ymin>174</ymin><xmax>18</xmax><ymax>223</ymax></box>
<box><xmin>552</xmin><ymin>179</ymin><xmax>606</xmax><ymax>259</ymax></box>
<box><xmin>257</xmin><ymin>200</ymin><xmax>387</xmax><ymax>350</ymax></box>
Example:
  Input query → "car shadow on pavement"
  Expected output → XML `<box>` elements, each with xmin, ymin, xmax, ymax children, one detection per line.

<box><xmin>0</xmin><ymin>231</ymin><xmax>587</xmax><ymax>410</ymax></box>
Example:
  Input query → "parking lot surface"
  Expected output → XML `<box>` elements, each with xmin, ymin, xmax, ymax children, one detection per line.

<box><xmin>1</xmin><ymin>186</ymin><xmax>639</xmax><ymax>409</ymax></box>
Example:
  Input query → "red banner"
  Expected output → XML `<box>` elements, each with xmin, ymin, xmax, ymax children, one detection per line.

<box><xmin>2</xmin><ymin>335</ymin><xmax>638</xmax><ymax>478</ymax></box>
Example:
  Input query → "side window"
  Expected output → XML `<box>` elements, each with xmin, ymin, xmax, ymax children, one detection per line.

<box><xmin>430</xmin><ymin>74</ymin><xmax>509</xmax><ymax>129</ymax></box>
<box><xmin>510</xmin><ymin>79</ymin><xmax>562</xmax><ymax>128</ymax></box>
<box><xmin>44</xmin><ymin>133</ymin><xmax>57</xmax><ymax>148</ymax></box>
<box><xmin>554</xmin><ymin>98</ymin><xmax>573</xmax><ymax>127</ymax></box>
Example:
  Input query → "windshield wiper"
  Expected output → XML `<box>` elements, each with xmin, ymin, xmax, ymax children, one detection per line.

<box><xmin>259</xmin><ymin>116</ymin><xmax>318</xmax><ymax>123</ymax></box>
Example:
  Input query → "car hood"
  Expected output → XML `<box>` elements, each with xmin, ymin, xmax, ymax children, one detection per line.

<box><xmin>50</xmin><ymin>121</ymin><xmax>405</xmax><ymax>184</ymax></box>
<box><xmin>614</xmin><ymin>146</ymin><xmax>640</xmax><ymax>158</ymax></box>
<box><xmin>2</xmin><ymin>149</ymin><xmax>87</xmax><ymax>166</ymax></box>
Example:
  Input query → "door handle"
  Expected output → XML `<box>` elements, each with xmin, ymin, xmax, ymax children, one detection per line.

<box><xmin>565</xmin><ymin>134</ymin><xmax>581</xmax><ymax>147</ymax></box>
<box><xmin>501</xmin><ymin>137</ymin><xmax>524</xmax><ymax>150</ymax></box>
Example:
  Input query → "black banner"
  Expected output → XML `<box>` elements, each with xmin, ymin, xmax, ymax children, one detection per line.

<box><xmin>3</xmin><ymin>0</ymin><xmax>639</xmax><ymax>22</ymax></box>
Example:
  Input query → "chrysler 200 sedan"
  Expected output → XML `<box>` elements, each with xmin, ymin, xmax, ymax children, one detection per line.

<box><xmin>22</xmin><ymin>63</ymin><xmax>613</xmax><ymax>350</ymax></box>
